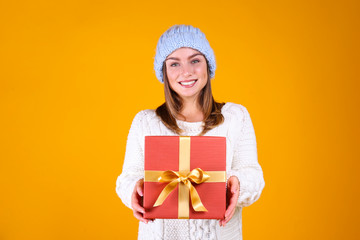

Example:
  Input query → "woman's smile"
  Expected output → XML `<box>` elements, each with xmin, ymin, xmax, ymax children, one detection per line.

<box><xmin>179</xmin><ymin>79</ymin><xmax>198</xmax><ymax>87</ymax></box>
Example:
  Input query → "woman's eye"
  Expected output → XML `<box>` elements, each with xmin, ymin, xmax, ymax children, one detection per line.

<box><xmin>192</xmin><ymin>59</ymin><xmax>200</xmax><ymax>64</ymax></box>
<box><xmin>170</xmin><ymin>63</ymin><xmax>179</xmax><ymax>67</ymax></box>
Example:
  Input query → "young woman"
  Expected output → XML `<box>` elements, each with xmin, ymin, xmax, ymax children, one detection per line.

<box><xmin>116</xmin><ymin>24</ymin><xmax>265</xmax><ymax>240</ymax></box>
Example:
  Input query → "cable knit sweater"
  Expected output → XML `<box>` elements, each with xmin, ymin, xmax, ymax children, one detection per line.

<box><xmin>115</xmin><ymin>102</ymin><xmax>265</xmax><ymax>240</ymax></box>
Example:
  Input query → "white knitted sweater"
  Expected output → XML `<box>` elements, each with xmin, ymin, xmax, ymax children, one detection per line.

<box><xmin>115</xmin><ymin>102</ymin><xmax>265</xmax><ymax>240</ymax></box>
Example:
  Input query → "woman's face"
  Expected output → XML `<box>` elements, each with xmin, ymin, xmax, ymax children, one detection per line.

<box><xmin>164</xmin><ymin>47</ymin><xmax>208</xmax><ymax>101</ymax></box>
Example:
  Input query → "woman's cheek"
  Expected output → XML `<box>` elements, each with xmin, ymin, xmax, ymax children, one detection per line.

<box><xmin>168</xmin><ymin>70</ymin><xmax>179</xmax><ymax>82</ymax></box>
<box><xmin>195</xmin><ymin>64</ymin><xmax>206</xmax><ymax>74</ymax></box>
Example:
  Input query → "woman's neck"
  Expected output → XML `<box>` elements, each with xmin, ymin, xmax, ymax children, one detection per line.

<box><xmin>177</xmin><ymin>98</ymin><xmax>204</xmax><ymax>122</ymax></box>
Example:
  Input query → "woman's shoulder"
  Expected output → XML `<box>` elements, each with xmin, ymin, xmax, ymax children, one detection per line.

<box><xmin>131</xmin><ymin>108</ymin><xmax>158</xmax><ymax>123</ymax></box>
<box><xmin>222</xmin><ymin>102</ymin><xmax>250</xmax><ymax>119</ymax></box>
<box><xmin>221</xmin><ymin>102</ymin><xmax>254</xmax><ymax>138</ymax></box>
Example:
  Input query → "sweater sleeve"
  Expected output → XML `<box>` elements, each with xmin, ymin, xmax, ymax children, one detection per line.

<box><xmin>115</xmin><ymin>110</ymin><xmax>146</xmax><ymax>210</ymax></box>
<box><xmin>227</xmin><ymin>106</ymin><xmax>265</xmax><ymax>208</ymax></box>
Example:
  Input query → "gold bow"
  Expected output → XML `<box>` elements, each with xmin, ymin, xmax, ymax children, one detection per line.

<box><xmin>153</xmin><ymin>168</ymin><xmax>210</xmax><ymax>212</ymax></box>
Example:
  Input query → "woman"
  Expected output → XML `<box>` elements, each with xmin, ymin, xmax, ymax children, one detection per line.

<box><xmin>116</xmin><ymin>24</ymin><xmax>265</xmax><ymax>240</ymax></box>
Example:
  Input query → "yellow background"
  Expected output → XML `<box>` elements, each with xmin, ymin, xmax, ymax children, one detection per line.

<box><xmin>1</xmin><ymin>0</ymin><xmax>359</xmax><ymax>239</ymax></box>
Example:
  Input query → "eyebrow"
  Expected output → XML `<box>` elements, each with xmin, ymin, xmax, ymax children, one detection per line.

<box><xmin>165</xmin><ymin>53</ymin><xmax>203</xmax><ymax>61</ymax></box>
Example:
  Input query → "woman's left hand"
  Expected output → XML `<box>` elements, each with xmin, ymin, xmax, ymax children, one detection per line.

<box><xmin>219</xmin><ymin>176</ymin><xmax>240</xmax><ymax>227</ymax></box>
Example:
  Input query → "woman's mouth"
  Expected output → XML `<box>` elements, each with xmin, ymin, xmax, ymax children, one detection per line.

<box><xmin>179</xmin><ymin>79</ymin><xmax>197</xmax><ymax>88</ymax></box>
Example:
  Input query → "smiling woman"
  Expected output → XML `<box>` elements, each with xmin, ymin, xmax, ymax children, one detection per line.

<box><xmin>115</xmin><ymin>24</ymin><xmax>265</xmax><ymax>240</ymax></box>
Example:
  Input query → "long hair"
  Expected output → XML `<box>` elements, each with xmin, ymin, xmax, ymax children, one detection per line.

<box><xmin>155</xmin><ymin>58</ymin><xmax>225</xmax><ymax>136</ymax></box>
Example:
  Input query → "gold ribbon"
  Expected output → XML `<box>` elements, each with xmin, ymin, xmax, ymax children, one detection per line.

<box><xmin>144</xmin><ymin>136</ymin><xmax>226</xmax><ymax>218</ymax></box>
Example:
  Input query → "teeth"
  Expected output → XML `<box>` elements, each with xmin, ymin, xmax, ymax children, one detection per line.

<box><xmin>180</xmin><ymin>80</ymin><xmax>196</xmax><ymax>86</ymax></box>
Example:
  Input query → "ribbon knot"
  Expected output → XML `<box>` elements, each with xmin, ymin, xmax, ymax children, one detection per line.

<box><xmin>179</xmin><ymin>176</ymin><xmax>187</xmax><ymax>182</ymax></box>
<box><xmin>153</xmin><ymin>168</ymin><xmax>210</xmax><ymax>212</ymax></box>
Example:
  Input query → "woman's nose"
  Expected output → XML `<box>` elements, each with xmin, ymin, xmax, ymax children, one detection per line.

<box><xmin>181</xmin><ymin>63</ymin><xmax>193</xmax><ymax>77</ymax></box>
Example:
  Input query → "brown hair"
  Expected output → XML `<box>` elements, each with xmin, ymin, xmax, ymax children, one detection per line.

<box><xmin>155</xmin><ymin>58</ymin><xmax>225</xmax><ymax>136</ymax></box>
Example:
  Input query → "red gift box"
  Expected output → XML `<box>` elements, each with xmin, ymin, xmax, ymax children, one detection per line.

<box><xmin>144</xmin><ymin>136</ymin><xmax>226</xmax><ymax>219</ymax></box>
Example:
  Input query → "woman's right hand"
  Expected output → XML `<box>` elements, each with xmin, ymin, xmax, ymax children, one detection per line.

<box><xmin>131</xmin><ymin>178</ymin><xmax>149</xmax><ymax>224</ymax></box>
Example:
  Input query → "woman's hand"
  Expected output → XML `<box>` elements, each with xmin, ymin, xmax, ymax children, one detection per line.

<box><xmin>131</xmin><ymin>178</ymin><xmax>149</xmax><ymax>224</ymax></box>
<box><xmin>219</xmin><ymin>176</ymin><xmax>240</xmax><ymax>227</ymax></box>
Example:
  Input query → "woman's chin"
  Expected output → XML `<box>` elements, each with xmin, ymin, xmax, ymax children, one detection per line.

<box><xmin>177</xmin><ymin>91</ymin><xmax>200</xmax><ymax>100</ymax></box>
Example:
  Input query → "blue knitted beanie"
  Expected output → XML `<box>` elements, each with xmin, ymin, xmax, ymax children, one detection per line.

<box><xmin>154</xmin><ymin>24</ymin><xmax>216</xmax><ymax>83</ymax></box>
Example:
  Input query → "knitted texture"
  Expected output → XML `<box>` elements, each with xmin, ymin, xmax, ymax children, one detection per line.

<box><xmin>115</xmin><ymin>102</ymin><xmax>265</xmax><ymax>240</ymax></box>
<box><xmin>154</xmin><ymin>24</ymin><xmax>216</xmax><ymax>83</ymax></box>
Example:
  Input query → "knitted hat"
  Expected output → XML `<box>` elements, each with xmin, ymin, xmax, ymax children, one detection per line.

<box><xmin>154</xmin><ymin>24</ymin><xmax>216</xmax><ymax>83</ymax></box>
